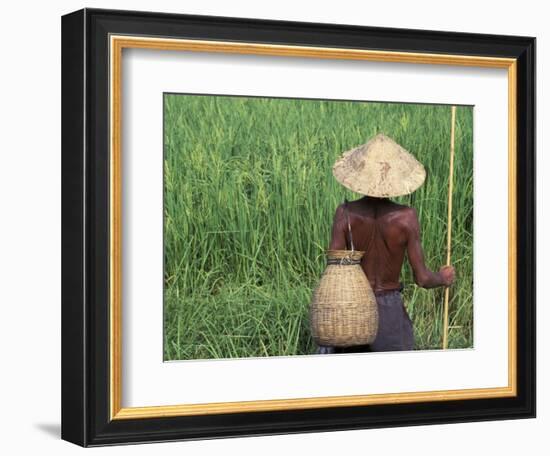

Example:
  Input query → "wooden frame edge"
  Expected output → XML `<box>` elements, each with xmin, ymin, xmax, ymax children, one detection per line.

<box><xmin>109</xmin><ymin>35</ymin><xmax>518</xmax><ymax>420</ymax></box>
<box><xmin>508</xmin><ymin>61</ymin><xmax>518</xmax><ymax>396</ymax></box>
<box><xmin>112</xmin><ymin>386</ymin><xmax>516</xmax><ymax>420</ymax></box>
<box><xmin>110</xmin><ymin>36</ymin><xmax>123</xmax><ymax>419</ymax></box>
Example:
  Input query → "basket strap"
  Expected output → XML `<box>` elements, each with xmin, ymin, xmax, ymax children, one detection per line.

<box><xmin>344</xmin><ymin>199</ymin><xmax>355</xmax><ymax>252</ymax></box>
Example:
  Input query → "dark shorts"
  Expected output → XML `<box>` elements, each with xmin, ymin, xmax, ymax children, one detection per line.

<box><xmin>317</xmin><ymin>289</ymin><xmax>414</xmax><ymax>354</ymax></box>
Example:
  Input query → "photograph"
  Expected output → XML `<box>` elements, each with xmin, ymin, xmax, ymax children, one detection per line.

<box><xmin>163</xmin><ymin>94</ymin><xmax>473</xmax><ymax>361</ymax></box>
<box><xmin>0</xmin><ymin>0</ymin><xmax>542</xmax><ymax>449</ymax></box>
<box><xmin>57</xmin><ymin>6</ymin><xmax>535</xmax><ymax>446</ymax></box>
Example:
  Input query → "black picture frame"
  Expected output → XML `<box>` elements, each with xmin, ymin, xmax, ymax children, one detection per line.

<box><xmin>61</xmin><ymin>7</ymin><xmax>535</xmax><ymax>447</ymax></box>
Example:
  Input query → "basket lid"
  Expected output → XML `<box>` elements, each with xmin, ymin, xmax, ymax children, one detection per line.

<box><xmin>326</xmin><ymin>249</ymin><xmax>365</xmax><ymax>261</ymax></box>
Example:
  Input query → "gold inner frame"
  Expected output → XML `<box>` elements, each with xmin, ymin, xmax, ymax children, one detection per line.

<box><xmin>109</xmin><ymin>35</ymin><xmax>517</xmax><ymax>420</ymax></box>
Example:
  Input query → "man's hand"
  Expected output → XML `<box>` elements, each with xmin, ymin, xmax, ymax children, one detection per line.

<box><xmin>439</xmin><ymin>265</ymin><xmax>456</xmax><ymax>287</ymax></box>
<box><xmin>405</xmin><ymin>208</ymin><xmax>457</xmax><ymax>290</ymax></box>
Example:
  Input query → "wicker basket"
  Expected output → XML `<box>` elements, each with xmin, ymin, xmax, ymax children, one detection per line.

<box><xmin>309</xmin><ymin>250</ymin><xmax>379</xmax><ymax>347</ymax></box>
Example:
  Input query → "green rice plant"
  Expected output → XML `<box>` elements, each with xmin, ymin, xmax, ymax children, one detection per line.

<box><xmin>163</xmin><ymin>94</ymin><xmax>473</xmax><ymax>360</ymax></box>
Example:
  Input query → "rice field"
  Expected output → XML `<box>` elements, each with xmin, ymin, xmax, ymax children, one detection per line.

<box><xmin>163</xmin><ymin>94</ymin><xmax>473</xmax><ymax>361</ymax></box>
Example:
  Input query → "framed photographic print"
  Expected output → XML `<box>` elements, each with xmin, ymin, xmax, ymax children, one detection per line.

<box><xmin>61</xmin><ymin>8</ymin><xmax>535</xmax><ymax>447</ymax></box>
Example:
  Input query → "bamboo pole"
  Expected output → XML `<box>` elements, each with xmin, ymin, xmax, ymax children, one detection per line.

<box><xmin>442</xmin><ymin>106</ymin><xmax>456</xmax><ymax>350</ymax></box>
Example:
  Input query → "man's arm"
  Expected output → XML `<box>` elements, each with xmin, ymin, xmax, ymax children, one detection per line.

<box><xmin>328</xmin><ymin>204</ymin><xmax>347</xmax><ymax>250</ymax></box>
<box><xmin>404</xmin><ymin>207</ymin><xmax>455</xmax><ymax>289</ymax></box>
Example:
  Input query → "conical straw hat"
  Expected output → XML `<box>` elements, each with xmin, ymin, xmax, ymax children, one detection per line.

<box><xmin>332</xmin><ymin>133</ymin><xmax>426</xmax><ymax>197</ymax></box>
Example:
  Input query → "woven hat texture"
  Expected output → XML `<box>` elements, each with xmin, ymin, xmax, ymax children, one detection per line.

<box><xmin>332</xmin><ymin>133</ymin><xmax>426</xmax><ymax>197</ymax></box>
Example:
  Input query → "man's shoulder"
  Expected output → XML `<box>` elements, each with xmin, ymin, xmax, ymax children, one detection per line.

<box><xmin>389</xmin><ymin>201</ymin><xmax>416</xmax><ymax>215</ymax></box>
<box><xmin>389</xmin><ymin>204</ymin><xmax>418</xmax><ymax>225</ymax></box>
<box><xmin>334</xmin><ymin>199</ymin><xmax>418</xmax><ymax>223</ymax></box>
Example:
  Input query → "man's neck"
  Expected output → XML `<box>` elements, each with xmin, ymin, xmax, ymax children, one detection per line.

<box><xmin>360</xmin><ymin>196</ymin><xmax>389</xmax><ymax>204</ymax></box>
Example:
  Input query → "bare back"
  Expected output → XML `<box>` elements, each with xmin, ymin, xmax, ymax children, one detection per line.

<box><xmin>328</xmin><ymin>197</ymin><xmax>414</xmax><ymax>293</ymax></box>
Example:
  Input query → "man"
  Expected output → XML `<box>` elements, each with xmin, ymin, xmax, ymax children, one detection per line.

<box><xmin>318</xmin><ymin>133</ymin><xmax>455</xmax><ymax>354</ymax></box>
